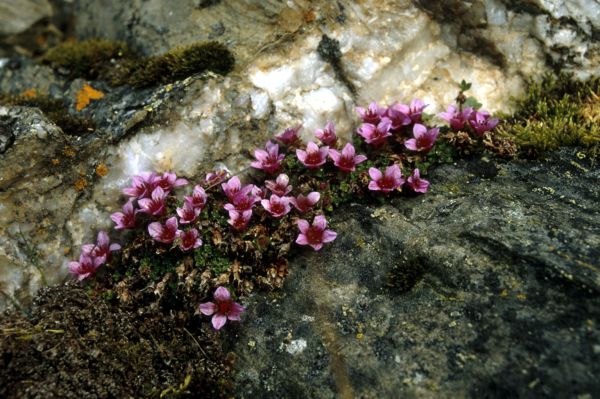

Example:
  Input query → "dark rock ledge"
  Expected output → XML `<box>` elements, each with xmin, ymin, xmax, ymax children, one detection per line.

<box><xmin>1</xmin><ymin>148</ymin><xmax>598</xmax><ymax>398</ymax></box>
<box><xmin>231</xmin><ymin>148</ymin><xmax>600</xmax><ymax>399</ymax></box>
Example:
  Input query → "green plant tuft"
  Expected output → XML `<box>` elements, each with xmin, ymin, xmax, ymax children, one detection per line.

<box><xmin>194</xmin><ymin>244</ymin><xmax>230</xmax><ymax>276</ymax></box>
<box><xmin>498</xmin><ymin>73</ymin><xmax>600</xmax><ymax>157</ymax></box>
<box><xmin>40</xmin><ymin>39</ymin><xmax>133</xmax><ymax>80</ymax></box>
<box><xmin>40</xmin><ymin>39</ymin><xmax>235</xmax><ymax>89</ymax></box>
<box><xmin>113</xmin><ymin>41</ymin><xmax>235</xmax><ymax>88</ymax></box>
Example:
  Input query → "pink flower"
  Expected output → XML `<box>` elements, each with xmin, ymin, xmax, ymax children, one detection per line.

<box><xmin>251</xmin><ymin>141</ymin><xmax>285</xmax><ymax>174</ymax></box>
<box><xmin>111</xmin><ymin>200</ymin><xmax>137</xmax><ymax>230</ymax></box>
<box><xmin>395</xmin><ymin>99</ymin><xmax>428</xmax><ymax>123</ymax></box>
<box><xmin>122</xmin><ymin>172</ymin><xmax>157</xmax><ymax>199</ymax></box>
<box><xmin>275</xmin><ymin>124</ymin><xmax>302</xmax><ymax>145</ymax></box>
<box><xmin>221</xmin><ymin>176</ymin><xmax>242</xmax><ymax>201</ymax></box>
<box><xmin>81</xmin><ymin>231</ymin><xmax>121</xmax><ymax>263</ymax></box>
<box><xmin>329</xmin><ymin>143</ymin><xmax>367</xmax><ymax>172</ymax></box>
<box><xmin>252</xmin><ymin>185</ymin><xmax>267</xmax><ymax>199</ymax></box>
<box><xmin>356</xmin><ymin>102</ymin><xmax>385</xmax><ymax>125</ymax></box>
<box><xmin>227</xmin><ymin>210</ymin><xmax>252</xmax><ymax>231</ymax></box>
<box><xmin>357</xmin><ymin>118</ymin><xmax>392</xmax><ymax>146</ymax></box>
<box><xmin>199</xmin><ymin>286</ymin><xmax>245</xmax><ymax>330</ymax></box>
<box><xmin>438</xmin><ymin>105</ymin><xmax>474</xmax><ymax>131</ymax></box>
<box><xmin>148</xmin><ymin>216</ymin><xmax>178</xmax><ymax>244</ymax></box>
<box><xmin>155</xmin><ymin>172</ymin><xmax>188</xmax><ymax>194</ymax></box>
<box><xmin>368</xmin><ymin>164</ymin><xmax>404</xmax><ymax>193</ymax></box>
<box><xmin>68</xmin><ymin>253</ymin><xmax>104</xmax><ymax>281</ymax></box>
<box><xmin>296</xmin><ymin>215</ymin><xmax>337</xmax><ymax>251</ymax></box>
<box><xmin>469</xmin><ymin>110</ymin><xmax>499</xmax><ymax>136</ymax></box>
<box><xmin>184</xmin><ymin>185</ymin><xmax>207</xmax><ymax>210</ymax></box>
<box><xmin>261</xmin><ymin>194</ymin><xmax>292</xmax><ymax>218</ymax></box>
<box><xmin>265</xmin><ymin>174</ymin><xmax>292</xmax><ymax>196</ymax></box>
<box><xmin>224</xmin><ymin>185</ymin><xmax>260</xmax><ymax>213</ymax></box>
<box><xmin>406</xmin><ymin>168</ymin><xmax>429</xmax><ymax>193</ymax></box>
<box><xmin>204</xmin><ymin>170</ymin><xmax>228</xmax><ymax>187</ymax></box>
<box><xmin>404</xmin><ymin>124</ymin><xmax>439</xmax><ymax>153</ymax></box>
<box><xmin>138</xmin><ymin>186</ymin><xmax>167</xmax><ymax>216</ymax></box>
<box><xmin>385</xmin><ymin>103</ymin><xmax>412</xmax><ymax>131</ymax></box>
<box><xmin>290</xmin><ymin>192</ymin><xmax>320</xmax><ymax>213</ymax></box>
<box><xmin>314</xmin><ymin>121</ymin><xmax>337</xmax><ymax>146</ymax></box>
<box><xmin>296</xmin><ymin>141</ymin><xmax>329</xmax><ymax>169</ymax></box>
<box><xmin>177</xmin><ymin>228</ymin><xmax>202</xmax><ymax>251</ymax></box>
<box><xmin>176</xmin><ymin>201</ymin><xmax>201</xmax><ymax>224</ymax></box>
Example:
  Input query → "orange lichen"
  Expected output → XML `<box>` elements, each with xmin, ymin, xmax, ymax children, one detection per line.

<box><xmin>95</xmin><ymin>163</ymin><xmax>109</xmax><ymax>177</ymax></box>
<box><xmin>62</xmin><ymin>147</ymin><xmax>76</xmax><ymax>157</ymax></box>
<box><xmin>74</xmin><ymin>178</ymin><xmax>88</xmax><ymax>191</ymax></box>
<box><xmin>51</xmin><ymin>158</ymin><xmax>60</xmax><ymax>165</ymax></box>
<box><xmin>75</xmin><ymin>84</ymin><xmax>104</xmax><ymax>111</ymax></box>
<box><xmin>21</xmin><ymin>89</ymin><xmax>38</xmax><ymax>99</ymax></box>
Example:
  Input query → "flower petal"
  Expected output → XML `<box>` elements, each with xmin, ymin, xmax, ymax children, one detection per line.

<box><xmin>297</xmin><ymin>219</ymin><xmax>310</xmax><ymax>234</ymax></box>
<box><xmin>147</xmin><ymin>222</ymin><xmax>163</xmax><ymax>239</ymax></box>
<box><xmin>313</xmin><ymin>215</ymin><xmax>327</xmax><ymax>230</ymax></box>
<box><xmin>413</xmin><ymin>123</ymin><xmax>426</xmax><ymax>138</ymax></box>
<box><xmin>228</xmin><ymin>302</ymin><xmax>246</xmax><ymax>320</ymax></box>
<box><xmin>199</xmin><ymin>302</ymin><xmax>217</xmax><ymax>316</ymax></box>
<box><xmin>306</xmin><ymin>192</ymin><xmax>320</xmax><ymax>204</ymax></box>
<box><xmin>354</xmin><ymin>155</ymin><xmax>367</xmax><ymax>164</ymax></box>
<box><xmin>322</xmin><ymin>230</ymin><xmax>337</xmax><ymax>243</ymax></box>
<box><xmin>214</xmin><ymin>286</ymin><xmax>231</xmax><ymax>302</ymax></box>
<box><xmin>296</xmin><ymin>234</ymin><xmax>308</xmax><ymax>245</ymax></box>
<box><xmin>109</xmin><ymin>243</ymin><xmax>121</xmax><ymax>251</ymax></box>
<box><xmin>212</xmin><ymin>314</ymin><xmax>227</xmax><ymax>330</ymax></box>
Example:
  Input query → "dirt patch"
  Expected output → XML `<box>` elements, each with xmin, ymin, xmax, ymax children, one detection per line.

<box><xmin>0</xmin><ymin>284</ymin><xmax>232</xmax><ymax>398</ymax></box>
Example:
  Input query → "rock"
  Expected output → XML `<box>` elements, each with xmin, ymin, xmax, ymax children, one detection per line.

<box><xmin>0</xmin><ymin>116</ymin><xmax>14</xmax><ymax>153</ymax></box>
<box><xmin>231</xmin><ymin>148</ymin><xmax>600</xmax><ymax>398</ymax></box>
<box><xmin>0</xmin><ymin>0</ymin><xmax>52</xmax><ymax>36</ymax></box>
<box><xmin>1</xmin><ymin>0</ymin><xmax>599</xmax><ymax>307</ymax></box>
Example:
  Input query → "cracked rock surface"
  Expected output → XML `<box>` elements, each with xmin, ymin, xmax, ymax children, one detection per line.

<box><xmin>0</xmin><ymin>0</ymin><xmax>598</xmax><ymax>310</ymax></box>
<box><xmin>232</xmin><ymin>148</ymin><xmax>600</xmax><ymax>398</ymax></box>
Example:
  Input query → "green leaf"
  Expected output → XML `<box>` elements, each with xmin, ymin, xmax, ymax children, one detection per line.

<box><xmin>464</xmin><ymin>96</ymin><xmax>482</xmax><ymax>110</ymax></box>
<box><xmin>460</xmin><ymin>80</ymin><xmax>472</xmax><ymax>92</ymax></box>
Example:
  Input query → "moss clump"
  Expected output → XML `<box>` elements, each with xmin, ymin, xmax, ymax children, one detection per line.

<box><xmin>40</xmin><ymin>39</ymin><xmax>133</xmax><ymax>80</ymax></box>
<box><xmin>0</xmin><ymin>93</ymin><xmax>95</xmax><ymax>136</ymax></box>
<box><xmin>113</xmin><ymin>41</ymin><xmax>235</xmax><ymax>88</ymax></box>
<box><xmin>498</xmin><ymin>73</ymin><xmax>600</xmax><ymax>157</ymax></box>
<box><xmin>40</xmin><ymin>39</ymin><xmax>235</xmax><ymax>89</ymax></box>
<box><xmin>194</xmin><ymin>244</ymin><xmax>230</xmax><ymax>275</ymax></box>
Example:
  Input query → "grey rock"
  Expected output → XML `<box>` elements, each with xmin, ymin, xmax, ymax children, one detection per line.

<box><xmin>231</xmin><ymin>148</ymin><xmax>600</xmax><ymax>398</ymax></box>
<box><xmin>0</xmin><ymin>0</ymin><xmax>53</xmax><ymax>36</ymax></box>
<box><xmin>0</xmin><ymin>116</ymin><xmax>14</xmax><ymax>153</ymax></box>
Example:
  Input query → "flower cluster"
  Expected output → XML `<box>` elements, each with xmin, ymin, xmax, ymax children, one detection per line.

<box><xmin>354</xmin><ymin>100</ymin><xmax>435</xmax><ymax>193</ymax></box>
<box><xmin>438</xmin><ymin>105</ymin><xmax>499</xmax><ymax>136</ymax></box>
<box><xmin>68</xmin><ymin>231</ymin><xmax>120</xmax><ymax>280</ymax></box>
<box><xmin>67</xmin><ymin>85</ymin><xmax>500</xmax><ymax>333</ymax></box>
<box><xmin>114</xmin><ymin>171</ymin><xmax>210</xmax><ymax>253</ymax></box>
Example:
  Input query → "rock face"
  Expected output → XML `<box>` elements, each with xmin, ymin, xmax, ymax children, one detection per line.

<box><xmin>0</xmin><ymin>0</ymin><xmax>598</xmax><ymax>307</ymax></box>
<box><xmin>232</xmin><ymin>148</ymin><xmax>600</xmax><ymax>398</ymax></box>
<box><xmin>0</xmin><ymin>0</ymin><xmax>52</xmax><ymax>36</ymax></box>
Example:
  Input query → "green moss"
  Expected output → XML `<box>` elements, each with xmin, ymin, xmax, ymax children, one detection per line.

<box><xmin>194</xmin><ymin>244</ymin><xmax>230</xmax><ymax>275</ymax></box>
<box><xmin>112</xmin><ymin>41</ymin><xmax>235</xmax><ymax>88</ymax></box>
<box><xmin>40</xmin><ymin>39</ymin><xmax>133</xmax><ymax>80</ymax></box>
<box><xmin>40</xmin><ymin>39</ymin><xmax>235</xmax><ymax>89</ymax></box>
<box><xmin>499</xmin><ymin>73</ymin><xmax>600</xmax><ymax>157</ymax></box>
<box><xmin>140</xmin><ymin>255</ymin><xmax>179</xmax><ymax>282</ymax></box>
<box><xmin>0</xmin><ymin>93</ymin><xmax>95</xmax><ymax>136</ymax></box>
